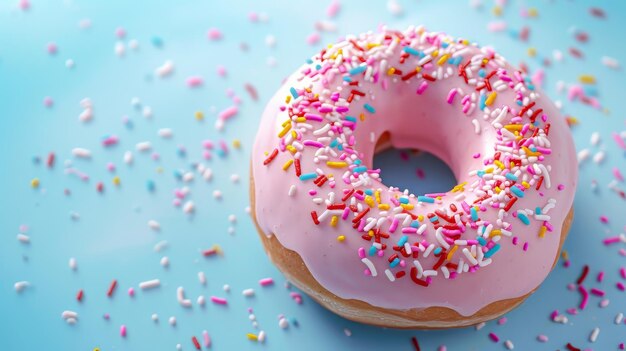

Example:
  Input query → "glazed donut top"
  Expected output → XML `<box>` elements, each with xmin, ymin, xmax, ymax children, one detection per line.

<box><xmin>252</xmin><ymin>26</ymin><xmax>576</xmax><ymax>316</ymax></box>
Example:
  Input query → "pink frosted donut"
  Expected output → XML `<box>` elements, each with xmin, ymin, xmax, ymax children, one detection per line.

<box><xmin>251</xmin><ymin>26</ymin><xmax>577</xmax><ymax>328</ymax></box>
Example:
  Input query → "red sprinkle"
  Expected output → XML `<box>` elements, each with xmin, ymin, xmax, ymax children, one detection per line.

<box><xmin>107</xmin><ymin>280</ymin><xmax>117</xmax><ymax>297</ymax></box>
<box><xmin>411</xmin><ymin>336</ymin><xmax>421</xmax><ymax>351</ymax></box>
<box><xmin>263</xmin><ymin>149</ymin><xmax>279</xmax><ymax>165</ymax></box>
<box><xmin>76</xmin><ymin>289</ymin><xmax>84</xmax><ymax>302</ymax></box>
<box><xmin>576</xmin><ymin>265</ymin><xmax>589</xmax><ymax>285</ymax></box>
<box><xmin>192</xmin><ymin>336</ymin><xmax>201</xmax><ymax>350</ymax></box>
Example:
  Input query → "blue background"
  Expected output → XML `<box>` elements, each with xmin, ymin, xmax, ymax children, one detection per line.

<box><xmin>1</xmin><ymin>1</ymin><xmax>625</xmax><ymax>350</ymax></box>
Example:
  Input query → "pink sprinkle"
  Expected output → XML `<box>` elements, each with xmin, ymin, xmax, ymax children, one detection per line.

<box><xmin>620</xmin><ymin>267</ymin><xmax>626</xmax><ymax>279</ymax></box>
<box><xmin>579</xmin><ymin>285</ymin><xmax>589</xmax><ymax>310</ymax></box>
<box><xmin>600</xmin><ymin>215</ymin><xmax>609</xmax><ymax>224</ymax></box>
<box><xmin>47</xmin><ymin>42</ymin><xmax>57</xmax><ymax>55</ymax></box>
<box><xmin>597</xmin><ymin>271</ymin><xmax>605</xmax><ymax>282</ymax></box>
<box><xmin>115</xmin><ymin>27</ymin><xmax>126</xmax><ymax>38</ymax></box>
<box><xmin>617</xmin><ymin>282</ymin><xmax>625</xmax><ymax>291</ymax></box>
<box><xmin>307</xmin><ymin>32</ymin><xmax>321</xmax><ymax>45</ymax></box>
<box><xmin>248</xmin><ymin>12</ymin><xmax>259</xmax><ymax>22</ymax></box>
<box><xmin>473</xmin><ymin>153</ymin><xmax>481</xmax><ymax>158</ymax></box>
<box><xmin>216</xmin><ymin>65</ymin><xmax>227</xmax><ymax>77</ymax></box>
<box><xmin>614</xmin><ymin>168</ymin><xmax>624</xmax><ymax>182</ymax></box>
<box><xmin>186</xmin><ymin>76</ymin><xmax>204</xmax><ymax>88</ymax></box>
<box><xmin>207</xmin><ymin>28</ymin><xmax>222</xmax><ymax>41</ymax></box>
<box><xmin>557</xmin><ymin>184</ymin><xmax>565</xmax><ymax>191</ymax></box>
<box><xmin>326</xmin><ymin>0</ymin><xmax>340</xmax><ymax>18</ymax></box>
<box><xmin>416</xmin><ymin>81</ymin><xmax>429</xmax><ymax>95</ymax></box>
<box><xmin>43</xmin><ymin>96</ymin><xmax>54</xmax><ymax>107</ymax></box>
<box><xmin>537</xmin><ymin>334</ymin><xmax>549</xmax><ymax>342</ymax></box>
<box><xmin>259</xmin><ymin>278</ymin><xmax>274</xmax><ymax>286</ymax></box>
<box><xmin>446</xmin><ymin>89</ymin><xmax>458</xmax><ymax>104</ymax></box>
<box><xmin>102</xmin><ymin>135</ymin><xmax>119</xmax><ymax>146</ymax></box>
<box><xmin>120</xmin><ymin>325</ymin><xmax>127</xmax><ymax>337</ymax></box>
<box><xmin>18</xmin><ymin>0</ymin><xmax>30</xmax><ymax>10</ymax></box>
<box><xmin>603</xmin><ymin>236</ymin><xmax>621</xmax><ymax>245</ymax></box>
<box><xmin>218</xmin><ymin>106</ymin><xmax>238</xmax><ymax>121</ymax></box>
<box><xmin>487</xmin><ymin>21</ymin><xmax>507</xmax><ymax>32</ymax></box>
<box><xmin>210</xmin><ymin>296</ymin><xmax>227</xmax><ymax>305</ymax></box>
<box><xmin>497</xmin><ymin>317</ymin><xmax>507</xmax><ymax>325</ymax></box>
<box><xmin>128</xmin><ymin>287</ymin><xmax>135</xmax><ymax>297</ymax></box>
<box><xmin>488</xmin><ymin>332</ymin><xmax>500</xmax><ymax>342</ymax></box>
<box><xmin>590</xmin><ymin>288</ymin><xmax>605</xmax><ymax>297</ymax></box>
<box><xmin>612</xmin><ymin>132</ymin><xmax>626</xmax><ymax>149</ymax></box>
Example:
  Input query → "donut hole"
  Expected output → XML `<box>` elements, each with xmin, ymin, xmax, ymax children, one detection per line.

<box><xmin>372</xmin><ymin>132</ymin><xmax>457</xmax><ymax>196</ymax></box>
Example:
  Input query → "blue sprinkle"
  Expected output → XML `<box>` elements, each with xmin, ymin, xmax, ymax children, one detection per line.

<box><xmin>518</xmin><ymin>213</ymin><xmax>531</xmax><ymax>225</ymax></box>
<box><xmin>290</xmin><ymin>87</ymin><xmax>299</xmax><ymax>99</ymax></box>
<box><xmin>399</xmin><ymin>197</ymin><xmax>409</xmax><ymax>204</ymax></box>
<box><xmin>329</xmin><ymin>139</ymin><xmax>338</xmax><ymax>148</ymax></box>
<box><xmin>429</xmin><ymin>215</ymin><xmax>439</xmax><ymax>223</ymax></box>
<box><xmin>306</xmin><ymin>58</ymin><xmax>314</xmax><ymax>64</ymax></box>
<box><xmin>479</xmin><ymin>93</ymin><xmax>487</xmax><ymax>110</ymax></box>
<box><xmin>433</xmin><ymin>247</ymin><xmax>442</xmax><ymax>255</ymax></box>
<box><xmin>315</xmin><ymin>64</ymin><xmax>322</xmax><ymax>70</ymax></box>
<box><xmin>516</xmin><ymin>100</ymin><xmax>523</xmax><ymax>106</ymax></box>
<box><xmin>417</xmin><ymin>196</ymin><xmax>435</xmax><ymax>203</ymax></box>
<box><xmin>342</xmin><ymin>76</ymin><xmax>352</xmax><ymax>82</ymax></box>
<box><xmin>470</xmin><ymin>207</ymin><xmax>478</xmax><ymax>221</ymax></box>
<box><xmin>403</xmin><ymin>47</ymin><xmax>421</xmax><ymax>56</ymax></box>
<box><xmin>478</xmin><ymin>69</ymin><xmax>486</xmax><ymax>78</ymax></box>
<box><xmin>337</xmin><ymin>144</ymin><xmax>344</xmax><ymax>151</ymax></box>
<box><xmin>353</xmin><ymin>166</ymin><xmax>367</xmax><ymax>173</ymax></box>
<box><xmin>368</xmin><ymin>245</ymin><xmax>377</xmax><ymax>256</ymax></box>
<box><xmin>535</xmin><ymin>207</ymin><xmax>542</xmax><ymax>215</ymax></box>
<box><xmin>354</xmin><ymin>159</ymin><xmax>362</xmax><ymax>165</ymax></box>
<box><xmin>146</xmin><ymin>180</ymin><xmax>155</xmax><ymax>192</ymax></box>
<box><xmin>410</xmin><ymin>220</ymin><xmax>420</xmax><ymax>228</ymax></box>
<box><xmin>364</xmin><ymin>103</ymin><xmax>376</xmax><ymax>113</ymax></box>
<box><xmin>349</xmin><ymin>65</ymin><xmax>367</xmax><ymax>75</ymax></box>
<box><xmin>477</xmin><ymin>170</ymin><xmax>486</xmax><ymax>177</ymax></box>
<box><xmin>151</xmin><ymin>36</ymin><xmax>164</xmax><ymax>48</ymax></box>
<box><xmin>441</xmin><ymin>42</ymin><xmax>449</xmax><ymax>48</ymax></box>
<box><xmin>398</xmin><ymin>235</ymin><xmax>408</xmax><ymax>246</ymax></box>
<box><xmin>364</xmin><ymin>189</ymin><xmax>373</xmax><ymax>196</ymax></box>
<box><xmin>510</xmin><ymin>186</ymin><xmax>525</xmax><ymax>198</ymax></box>
<box><xmin>173</xmin><ymin>170</ymin><xmax>183</xmax><ymax>180</ymax></box>
<box><xmin>345</xmin><ymin>116</ymin><xmax>357</xmax><ymax>122</ymax></box>
<box><xmin>390</xmin><ymin>258</ymin><xmax>400</xmax><ymax>268</ymax></box>
<box><xmin>290</xmin><ymin>318</ymin><xmax>299</xmax><ymax>327</ymax></box>
<box><xmin>299</xmin><ymin>173</ymin><xmax>317</xmax><ymax>181</ymax></box>
<box><xmin>484</xmin><ymin>244</ymin><xmax>501</xmax><ymax>258</ymax></box>
<box><xmin>477</xmin><ymin>236</ymin><xmax>487</xmax><ymax>246</ymax></box>
<box><xmin>505</xmin><ymin>173</ymin><xmax>518</xmax><ymax>181</ymax></box>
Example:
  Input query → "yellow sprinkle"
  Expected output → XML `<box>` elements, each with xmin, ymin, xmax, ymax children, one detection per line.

<box><xmin>31</xmin><ymin>178</ymin><xmax>40</xmax><ymax>188</ymax></box>
<box><xmin>194</xmin><ymin>111</ymin><xmax>204</xmax><ymax>121</ymax></box>
<box><xmin>233</xmin><ymin>139</ymin><xmax>241</xmax><ymax>149</ymax></box>
<box><xmin>579</xmin><ymin>75</ymin><xmax>596</xmax><ymax>84</ymax></box>
<box><xmin>451</xmin><ymin>182</ymin><xmax>467</xmax><ymax>193</ymax></box>
<box><xmin>375</xmin><ymin>190</ymin><xmax>381</xmax><ymax>204</ymax></box>
<box><xmin>490</xmin><ymin>229</ymin><xmax>502</xmax><ymax>238</ymax></box>
<box><xmin>387</xmin><ymin>67</ymin><xmax>396</xmax><ymax>76</ymax></box>
<box><xmin>337</xmin><ymin>235</ymin><xmax>346</xmax><ymax>242</ymax></box>
<box><xmin>522</xmin><ymin>181</ymin><xmax>531</xmax><ymax>189</ymax></box>
<box><xmin>528</xmin><ymin>8</ymin><xmax>538</xmax><ymax>17</ymax></box>
<box><xmin>494</xmin><ymin>160</ymin><xmax>505</xmax><ymax>169</ymax></box>
<box><xmin>330</xmin><ymin>215</ymin><xmax>338</xmax><ymax>227</ymax></box>
<box><xmin>247</xmin><ymin>333</ymin><xmax>258</xmax><ymax>341</ymax></box>
<box><xmin>282</xmin><ymin>119</ymin><xmax>291</xmax><ymax>127</ymax></box>
<box><xmin>495</xmin><ymin>186</ymin><xmax>501</xmax><ymax>193</ymax></box>
<box><xmin>286</xmin><ymin>145</ymin><xmax>297</xmax><ymax>154</ymax></box>
<box><xmin>366</xmin><ymin>43</ymin><xmax>380</xmax><ymax>49</ymax></box>
<box><xmin>295</xmin><ymin>117</ymin><xmax>306</xmax><ymax>123</ymax></box>
<box><xmin>446</xmin><ymin>246</ymin><xmax>459</xmax><ymax>261</ymax></box>
<box><xmin>437</xmin><ymin>54</ymin><xmax>450</xmax><ymax>66</ymax></box>
<box><xmin>326</xmin><ymin>161</ymin><xmax>348</xmax><ymax>168</ymax></box>
<box><xmin>112</xmin><ymin>176</ymin><xmax>121</xmax><ymax>186</ymax></box>
<box><xmin>291</xmin><ymin>130</ymin><xmax>297</xmax><ymax>139</ymax></box>
<box><xmin>378</xmin><ymin>204</ymin><xmax>390</xmax><ymax>210</ymax></box>
<box><xmin>156</xmin><ymin>167</ymin><xmax>163</xmax><ymax>174</ymax></box>
<box><xmin>528</xmin><ymin>47</ymin><xmax>537</xmax><ymax>57</ymax></box>
<box><xmin>365</xmin><ymin>195</ymin><xmax>375</xmax><ymax>208</ymax></box>
<box><xmin>359</xmin><ymin>113</ymin><xmax>366</xmax><ymax>121</ymax></box>
<box><xmin>285</xmin><ymin>95</ymin><xmax>291</xmax><ymax>104</ymax></box>
<box><xmin>485</xmin><ymin>92</ymin><xmax>497</xmax><ymax>106</ymax></box>
<box><xmin>417</xmin><ymin>215</ymin><xmax>424</xmax><ymax>222</ymax></box>
<box><xmin>400</xmin><ymin>203</ymin><xmax>414</xmax><ymax>210</ymax></box>
<box><xmin>538</xmin><ymin>225</ymin><xmax>547</xmax><ymax>238</ymax></box>
<box><xmin>368</xmin><ymin>230</ymin><xmax>375</xmax><ymax>237</ymax></box>
<box><xmin>485</xmin><ymin>167</ymin><xmax>494</xmax><ymax>174</ymax></box>
<box><xmin>493</xmin><ymin>6</ymin><xmax>502</xmax><ymax>16</ymax></box>
<box><xmin>504</xmin><ymin>124</ymin><xmax>523</xmax><ymax>131</ymax></box>
<box><xmin>282</xmin><ymin>159</ymin><xmax>294</xmax><ymax>171</ymax></box>
<box><xmin>561</xmin><ymin>250</ymin><xmax>569</xmax><ymax>260</ymax></box>
<box><xmin>522</xmin><ymin>146</ymin><xmax>541</xmax><ymax>157</ymax></box>
<box><xmin>431</xmin><ymin>50</ymin><xmax>439</xmax><ymax>58</ymax></box>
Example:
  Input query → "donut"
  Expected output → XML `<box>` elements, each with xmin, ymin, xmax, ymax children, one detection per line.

<box><xmin>251</xmin><ymin>26</ymin><xmax>577</xmax><ymax>328</ymax></box>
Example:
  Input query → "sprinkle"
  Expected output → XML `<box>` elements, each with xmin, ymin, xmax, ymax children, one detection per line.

<box><xmin>363</xmin><ymin>103</ymin><xmax>375</xmax><ymax>113</ymax></box>
<box><xmin>210</xmin><ymin>296</ymin><xmax>227</xmax><ymax>305</ymax></box>
<box><xmin>263</xmin><ymin>149</ymin><xmax>279</xmax><ymax>165</ymax></box>
<box><xmin>417</xmin><ymin>196</ymin><xmax>435</xmax><ymax>203</ymax></box>
<box><xmin>349</xmin><ymin>65</ymin><xmax>367</xmax><ymax>76</ymax></box>
<box><xmin>139</xmin><ymin>279</ymin><xmax>161</xmax><ymax>290</ymax></box>
<box><xmin>107</xmin><ymin>280</ymin><xmax>117</xmax><ymax>297</ymax></box>
<box><xmin>259</xmin><ymin>278</ymin><xmax>274</xmax><ymax>286</ymax></box>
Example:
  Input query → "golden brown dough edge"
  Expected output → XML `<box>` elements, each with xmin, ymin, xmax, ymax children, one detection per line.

<box><xmin>249</xmin><ymin>169</ymin><xmax>573</xmax><ymax>329</ymax></box>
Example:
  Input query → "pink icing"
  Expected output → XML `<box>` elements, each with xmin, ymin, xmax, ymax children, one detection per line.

<box><xmin>252</xmin><ymin>26</ymin><xmax>577</xmax><ymax>317</ymax></box>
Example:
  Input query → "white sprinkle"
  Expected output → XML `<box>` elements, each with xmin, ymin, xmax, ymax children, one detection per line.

<box><xmin>176</xmin><ymin>287</ymin><xmax>192</xmax><ymax>307</ymax></box>
<box><xmin>589</xmin><ymin>327</ymin><xmax>600</xmax><ymax>343</ymax></box>
<box><xmin>72</xmin><ymin>148</ymin><xmax>91</xmax><ymax>158</ymax></box>
<box><xmin>61</xmin><ymin>310</ymin><xmax>78</xmax><ymax>320</ymax></box>
<box><xmin>198</xmin><ymin>271</ymin><xmax>207</xmax><ymax>285</ymax></box>
<box><xmin>475</xmin><ymin>322</ymin><xmax>486</xmax><ymax>330</ymax></box>
<box><xmin>14</xmin><ymin>281</ymin><xmax>29</xmax><ymax>293</ymax></box>
<box><xmin>136</xmin><ymin>141</ymin><xmax>152</xmax><ymax>152</ymax></box>
<box><xmin>242</xmin><ymin>288</ymin><xmax>255</xmax><ymax>297</ymax></box>
<box><xmin>158</xmin><ymin>128</ymin><xmax>173</xmax><ymax>138</ymax></box>
<box><xmin>183</xmin><ymin>201</ymin><xmax>195</xmax><ymax>213</ymax></box>
<box><xmin>472</xmin><ymin>119</ymin><xmax>481</xmax><ymax>134</ymax></box>
<box><xmin>615</xmin><ymin>312</ymin><xmax>624</xmax><ymax>324</ymax></box>
<box><xmin>139</xmin><ymin>279</ymin><xmax>161</xmax><ymax>290</ymax></box>
<box><xmin>278</xmin><ymin>317</ymin><xmax>289</xmax><ymax>329</ymax></box>
<box><xmin>265</xmin><ymin>35</ymin><xmax>276</xmax><ymax>48</ymax></box>
<box><xmin>169</xmin><ymin>316</ymin><xmax>177</xmax><ymax>326</ymax></box>
<box><xmin>601</xmin><ymin>56</ymin><xmax>620</xmax><ymax>70</ymax></box>
<box><xmin>213</xmin><ymin>190</ymin><xmax>222</xmax><ymax>199</ymax></box>
<box><xmin>577</xmin><ymin>149</ymin><xmax>590</xmax><ymax>163</ymax></box>
<box><xmin>151</xmin><ymin>313</ymin><xmax>159</xmax><ymax>322</ymax></box>
<box><xmin>504</xmin><ymin>340</ymin><xmax>514</xmax><ymax>350</ymax></box>
<box><xmin>114</xmin><ymin>42</ymin><xmax>125</xmax><ymax>56</ymax></box>
<box><xmin>142</xmin><ymin>106</ymin><xmax>153</xmax><ymax>118</ymax></box>
<box><xmin>593</xmin><ymin>151</ymin><xmax>605</xmax><ymax>164</ymax></box>
<box><xmin>155</xmin><ymin>60</ymin><xmax>175</xmax><ymax>77</ymax></box>
<box><xmin>387</xmin><ymin>0</ymin><xmax>403</xmax><ymax>16</ymax></box>
<box><xmin>384</xmin><ymin>269</ymin><xmax>395</xmax><ymax>281</ymax></box>
<box><xmin>197</xmin><ymin>295</ymin><xmax>206</xmax><ymax>306</ymax></box>
<box><xmin>288</xmin><ymin>185</ymin><xmax>297</xmax><ymax>196</ymax></box>
<box><xmin>590</xmin><ymin>132</ymin><xmax>601</xmax><ymax>146</ymax></box>
<box><xmin>344</xmin><ymin>328</ymin><xmax>352</xmax><ymax>337</ymax></box>
<box><xmin>17</xmin><ymin>233</ymin><xmax>30</xmax><ymax>244</ymax></box>
<box><xmin>361</xmin><ymin>258</ymin><xmax>377</xmax><ymax>276</ymax></box>
<box><xmin>123</xmin><ymin>151</ymin><xmax>133</xmax><ymax>165</ymax></box>
<box><xmin>148</xmin><ymin>220</ymin><xmax>161</xmax><ymax>231</ymax></box>
<box><xmin>65</xmin><ymin>59</ymin><xmax>75</xmax><ymax>68</ymax></box>
<box><xmin>230</xmin><ymin>174</ymin><xmax>240</xmax><ymax>183</ymax></box>
<box><xmin>160</xmin><ymin>256</ymin><xmax>170</xmax><ymax>268</ymax></box>
<box><xmin>153</xmin><ymin>240</ymin><xmax>168</xmax><ymax>252</ymax></box>
<box><xmin>258</xmin><ymin>330</ymin><xmax>266</xmax><ymax>343</ymax></box>
<box><xmin>69</xmin><ymin>257</ymin><xmax>78</xmax><ymax>270</ymax></box>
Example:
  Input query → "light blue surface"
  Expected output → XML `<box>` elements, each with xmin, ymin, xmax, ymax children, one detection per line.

<box><xmin>1</xmin><ymin>1</ymin><xmax>625</xmax><ymax>350</ymax></box>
